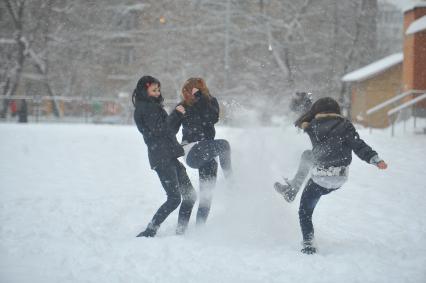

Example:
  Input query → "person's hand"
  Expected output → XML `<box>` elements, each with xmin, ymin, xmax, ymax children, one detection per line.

<box><xmin>176</xmin><ymin>105</ymin><xmax>186</xmax><ymax>114</ymax></box>
<box><xmin>377</xmin><ymin>161</ymin><xmax>388</xmax><ymax>170</ymax></box>
<box><xmin>192</xmin><ymin>88</ymin><xmax>203</xmax><ymax>99</ymax></box>
<box><xmin>191</xmin><ymin>88</ymin><xmax>199</xmax><ymax>95</ymax></box>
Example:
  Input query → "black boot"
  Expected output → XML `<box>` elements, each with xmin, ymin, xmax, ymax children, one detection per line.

<box><xmin>301</xmin><ymin>240</ymin><xmax>317</xmax><ymax>255</ymax></box>
<box><xmin>136</xmin><ymin>223</ymin><xmax>159</xmax><ymax>237</ymax></box>
<box><xmin>274</xmin><ymin>179</ymin><xmax>298</xmax><ymax>202</ymax></box>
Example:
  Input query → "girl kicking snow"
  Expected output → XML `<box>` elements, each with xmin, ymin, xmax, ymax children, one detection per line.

<box><xmin>277</xmin><ymin>97</ymin><xmax>387</xmax><ymax>254</ymax></box>
<box><xmin>169</xmin><ymin>77</ymin><xmax>233</xmax><ymax>225</ymax></box>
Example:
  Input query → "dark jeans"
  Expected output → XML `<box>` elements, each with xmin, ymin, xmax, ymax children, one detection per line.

<box><xmin>185</xmin><ymin>139</ymin><xmax>232</xmax><ymax>224</ymax></box>
<box><xmin>299</xmin><ymin>179</ymin><xmax>336</xmax><ymax>242</ymax></box>
<box><xmin>150</xmin><ymin>159</ymin><xmax>196</xmax><ymax>231</ymax></box>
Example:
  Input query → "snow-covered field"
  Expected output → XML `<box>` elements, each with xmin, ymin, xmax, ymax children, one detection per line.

<box><xmin>1</xmin><ymin>122</ymin><xmax>425</xmax><ymax>283</ymax></box>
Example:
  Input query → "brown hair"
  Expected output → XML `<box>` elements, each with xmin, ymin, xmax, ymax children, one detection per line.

<box><xmin>181</xmin><ymin>77</ymin><xmax>211</xmax><ymax>106</ymax></box>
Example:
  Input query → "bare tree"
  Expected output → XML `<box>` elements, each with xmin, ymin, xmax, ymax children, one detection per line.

<box><xmin>1</xmin><ymin>0</ymin><xmax>64</xmax><ymax>117</ymax></box>
<box><xmin>1</xmin><ymin>0</ymin><xmax>26</xmax><ymax>117</ymax></box>
<box><xmin>0</xmin><ymin>0</ymin><xmax>378</xmax><ymax>121</ymax></box>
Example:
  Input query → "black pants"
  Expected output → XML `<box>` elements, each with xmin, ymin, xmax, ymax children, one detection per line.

<box><xmin>298</xmin><ymin>179</ymin><xmax>336</xmax><ymax>242</ymax></box>
<box><xmin>150</xmin><ymin>159</ymin><xmax>196</xmax><ymax>230</ymax></box>
<box><xmin>185</xmin><ymin>139</ymin><xmax>232</xmax><ymax>224</ymax></box>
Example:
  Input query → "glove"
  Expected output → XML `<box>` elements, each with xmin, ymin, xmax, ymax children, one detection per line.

<box><xmin>194</xmin><ymin>90</ymin><xmax>203</xmax><ymax>99</ymax></box>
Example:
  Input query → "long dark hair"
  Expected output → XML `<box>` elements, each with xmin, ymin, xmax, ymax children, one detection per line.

<box><xmin>132</xmin><ymin>75</ymin><xmax>161</xmax><ymax>106</ymax></box>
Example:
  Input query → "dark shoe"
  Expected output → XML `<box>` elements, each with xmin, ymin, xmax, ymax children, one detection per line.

<box><xmin>136</xmin><ymin>228</ymin><xmax>156</xmax><ymax>237</ymax></box>
<box><xmin>136</xmin><ymin>223</ymin><xmax>159</xmax><ymax>237</ymax></box>
<box><xmin>274</xmin><ymin>179</ymin><xmax>297</xmax><ymax>202</ymax></box>
<box><xmin>301</xmin><ymin>241</ymin><xmax>317</xmax><ymax>254</ymax></box>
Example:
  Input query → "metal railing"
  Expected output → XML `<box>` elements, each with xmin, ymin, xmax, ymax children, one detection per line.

<box><xmin>363</xmin><ymin>89</ymin><xmax>426</xmax><ymax>136</ymax></box>
<box><xmin>388</xmin><ymin>92</ymin><xmax>426</xmax><ymax>136</ymax></box>
<box><xmin>365</xmin><ymin>89</ymin><xmax>425</xmax><ymax>116</ymax></box>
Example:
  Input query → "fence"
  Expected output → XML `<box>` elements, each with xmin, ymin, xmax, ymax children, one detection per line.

<box><xmin>1</xmin><ymin>95</ymin><xmax>275</xmax><ymax>126</ymax></box>
<box><xmin>0</xmin><ymin>95</ymin><xmax>135</xmax><ymax>124</ymax></box>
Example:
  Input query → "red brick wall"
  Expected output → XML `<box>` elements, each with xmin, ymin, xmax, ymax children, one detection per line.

<box><xmin>403</xmin><ymin>7</ymin><xmax>426</xmax><ymax>108</ymax></box>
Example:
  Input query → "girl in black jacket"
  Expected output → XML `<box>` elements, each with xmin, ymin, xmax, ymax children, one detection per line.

<box><xmin>169</xmin><ymin>78</ymin><xmax>232</xmax><ymax>225</ymax></box>
<box><xmin>280</xmin><ymin>97</ymin><xmax>387</xmax><ymax>254</ymax></box>
<box><xmin>133</xmin><ymin>76</ymin><xmax>196</xmax><ymax>237</ymax></box>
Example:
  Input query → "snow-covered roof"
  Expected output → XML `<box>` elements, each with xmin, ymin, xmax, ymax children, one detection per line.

<box><xmin>342</xmin><ymin>53</ymin><xmax>403</xmax><ymax>82</ymax></box>
<box><xmin>406</xmin><ymin>15</ymin><xmax>426</xmax><ymax>34</ymax></box>
<box><xmin>403</xmin><ymin>2</ymin><xmax>426</xmax><ymax>13</ymax></box>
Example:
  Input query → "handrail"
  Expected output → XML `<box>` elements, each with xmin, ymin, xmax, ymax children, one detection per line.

<box><xmin>366</xmin><ymin>89</ymin><xmax>426</xmax><ymax>115</ymax></box>
<box><xmin>388</xmin><ymin>93</ymin><xmax>426</xmax><ymax>116</ymax></box>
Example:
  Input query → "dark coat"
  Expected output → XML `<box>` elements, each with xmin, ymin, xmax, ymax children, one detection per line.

<box><xmin>170</xmin><ymin>93</ymin><xmax>220</xmax><ymax>144</ymax></box>
<box><xmin>134</xmin><ymin>93</ymin><xmax>184</xmax><ymax>169</ymax></box>
<box><xmin>303</xmin><ymin>114</ymin><xmax>377</xmax><ymax>168</ymax></box>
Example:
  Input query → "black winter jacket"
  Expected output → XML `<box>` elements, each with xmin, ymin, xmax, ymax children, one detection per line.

<box><xmin>170</xmin><ymin>93</ymin><xmax>220</xmax><ymax>144</ymax></box>
<box><xmin>134</xmin><ymin>94</ymin><xmax>184</xmax><ymax>169</ymax></box>
<box><xmin>303</xmin><ymin>114</ymin><xmax>377</xmax><ymax>168</ymax></box>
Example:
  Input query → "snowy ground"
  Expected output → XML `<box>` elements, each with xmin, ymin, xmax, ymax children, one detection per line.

<box><xmin>1</xmin><ymin>121</ymin><xmax>425</xmax><ymax>283</ymax></box>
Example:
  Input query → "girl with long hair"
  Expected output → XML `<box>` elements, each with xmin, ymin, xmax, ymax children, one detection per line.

<box><xmin>169</xmin><ymin>78</ymin><xmax>232</xmax><ymax>224</ymax></box>
<box><xmin>133</xmin><ymin>75</ymin><xmax>196</xmax><ymax>237</ymax></box>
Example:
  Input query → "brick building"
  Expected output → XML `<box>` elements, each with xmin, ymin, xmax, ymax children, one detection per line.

<box><xmin>403</xmin><ymin>3</ymin><xmax>426</xmax><ymax>115</ymax></box>
<box><xmin>342</xmin><ymin>2</ymin><xmax>426</xmax><ymax>128</ymax></box>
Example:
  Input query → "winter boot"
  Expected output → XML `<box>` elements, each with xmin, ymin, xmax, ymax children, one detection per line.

<box><xmin>274</xmin><ymin>179</ymin><xmax>298</xmax><ymax>202</ymax></box>
<box><xmin>136</xmin><ymin>223</ymin><xmax>159</xmax><ymax>238</ymax></box>
<box><xmin>301</xmin><ymin>240</ymin><xmax>317</xmax><ymax>255</ymax></box>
